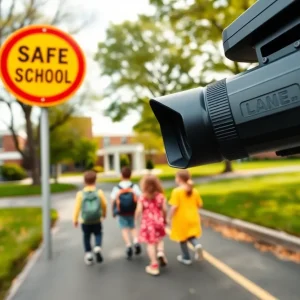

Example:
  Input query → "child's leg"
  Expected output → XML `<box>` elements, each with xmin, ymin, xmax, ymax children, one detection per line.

<box><xmin>157</xmin><ymin>240</ymin><xmax>167</xmax><ymax>267</ymax></box>
<box><xmin>147</xmin><ymin>243</ymin><xmax>158</xmax><ymax>266</ymax></box>
<box><xmin>130</xmin><ymin>227</ymin><xmax>138</xmax><ymax>244</ymax></box>
<box><xmin>81</xmin><ymin>224</ymin><xmax>93</xmax><ymax>265</ymax></box>
<box><xmin>93</xmin><ymin>223</ymin><xmax>103</xmax><ymax>248</ymax></box>
<box><xmin>157</xmin><ymin>240</ymin><xmax>164</xmax><ymax>253</ymax></box>
<box><xmin>92</xmin><ymin>223</ymin><xmax>103</xmax><ymax>263</ymax></box>
<box><xmin>129</xmin><ymin>216</ymin><xmax>142</xmax><ymax>255</ymax></box>
<box><xmin>81</xmin><ymin>224</ymin><xmax>92</xmax><ymax>252</ymax></box>
<box><xmin>187</xmin><ymin>237</ymin><xmax>203</xmax><ymax>261</ymax></box>
<box><xmin>121</xmin><ymin>228</ymin><xmax>131</xmax><ymax>246</ymax></box>
<box><xmin>121</xmin><ymin>227</ymin><xmax>133</xmax><ymax>259</ymax></box>
<box><xmin>187</xmin><ymin>237</ymin><xmax>201</xmax><ymax>247</ymax></box>
<box><xmin>179</xmin><ymin>241</ymin><xmax>191</xmax><ymax>261</ymax></box>
<box><xmin>145</xmin><ymin>243</ymin><xmax>160</xmax><ymax>276</ymax></box>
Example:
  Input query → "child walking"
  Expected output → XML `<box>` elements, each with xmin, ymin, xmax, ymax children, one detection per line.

<box><xmin>111</xmin><ymin>166</ymin><xmax>142</xmax><ymax>259</ymax></box>
<box><xmin>73</xmin><ymin>171</ymin><xmax>107</xmax><ymax>265</ymax></box>
<box><xmin>169</xmin><ymin>170</ymin><xmax>203</xmax><ymax>265</ymax></box>
<box><xmin>135</xmin><ymin>175</ymin><xmax>167</xmax><ymax>276</ymax></box>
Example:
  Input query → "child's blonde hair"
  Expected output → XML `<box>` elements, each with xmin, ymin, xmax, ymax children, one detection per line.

<box><xmin>176</xmin><ymin>170</ymin><xmax>194</xmax><ymax>196</ymax></box>
<box><xmin>140</xmin><ymin>175</ymin><xmax>163</xmax><ymax>199</ymax></box>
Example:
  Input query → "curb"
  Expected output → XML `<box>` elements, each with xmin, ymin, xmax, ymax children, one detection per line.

<box><xmin>5</xmin><ymin>226</ymin><xmax>59</xmax><ymax>300</ymax></box>
<box><xmin>200</xmin><ymin>210</ymin><xmax>300</xmax><ymax>253</ymax></box>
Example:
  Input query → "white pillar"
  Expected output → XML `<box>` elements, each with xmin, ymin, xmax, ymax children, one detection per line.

<box><xmin>133</xmin><ymin>151</ymin><xmax>143</xmax><ymax>172</ymax></box>
<box><xmin>114</xmin><ymin>152</ymin><xmax>120</xmax><ymax>174</ymax></box>
<box><xmin>104</xmin><ymin>154</ymin><xmax>109</xmax><ymax>173</ymax></box>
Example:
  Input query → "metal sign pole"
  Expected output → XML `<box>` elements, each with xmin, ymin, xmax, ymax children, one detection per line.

<box><xmin>41</xmin><ymin>107</ymin><xmax>52</xmax><ymax>260</ymax></box>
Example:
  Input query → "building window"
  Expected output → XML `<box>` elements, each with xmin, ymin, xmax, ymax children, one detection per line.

<box><xmin>121</xmin><ymin>136</ymin><xmax>127</xmax><ymax>144</ymax></box>
<box><xmin>103</xmin><ymin>137</ymin><xmax>110</xmax><ymax>147</ymax></box>
<box><xmin>0</xmin><ymin>136</ymin><xmax>3</xmax><ymax>149</ymax></box>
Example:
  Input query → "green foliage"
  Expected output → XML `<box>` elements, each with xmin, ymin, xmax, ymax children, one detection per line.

<box><xmin>133</xmin><ymin>131</ymin><xmax>164</xmax><ymax>154</ymax></box>
<box><xmin>146</xmin><ymin>159</ymin><xmax>155</xmax><ymax>170</ymax></box>
<box><xmin>94</xmin><ymin>15</ymin><xmax>206</xmax><ymax>126</ymax></box>
<box><xmin>1</xmin><ymin>164</ymin><xmax>27</xmax><ymax>181</ymax></box>
<box><xmin>0</xmin><ymin>208</ymin><xmax>57</xmax><ymax>299</ymax></box>
<box><xmin>73</xmin><ymin>138</ymin><xmax>98</xmax><ymax>170</ymax></box>
<box><xmin>120</xmin><ymin>154</ymin><xmax>130</xmax><ymax>168</ymax></box>
<box><xmin>92</xmin><ymin>166</ymin><xmax>104</xmax><ymax>173</ymax></box>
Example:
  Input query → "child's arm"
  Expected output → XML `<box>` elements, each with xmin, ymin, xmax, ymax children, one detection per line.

<box><xmin>98</xmin><ymin>190</ymin><xmax>107</xmax><ymax>219</ymax></box>
<box><xmin>169</xmin><ymin>205</ymin><xmax>178</xmax><ymax>220</ymax></box>
<box><xmin>195</xmin><ymin>190</ymin><xmax>203</xmax><ymax>208</ymax></box>
<box><xmin>134</xmin><ymin>200</ymin><xmax>143</xmax><ymax>223</ymax></box>
<box><xmin>110</xmin><ymin>187</ymin><xmax>118</xmax><ymax>217</ymax></box>
<box><xmin>162</xmin><ymin>197</ymin><xmax>168</xmax><ymax>224</ymax></box>
<box><xmin>168</xmin><ymin>189</ymin><xmax>179</xmax><ymax>221</ymax></box>
<box><xmin>73</xmin><ymin>191</ymin><xmax>82</xmax><ymax>227</ymax></box>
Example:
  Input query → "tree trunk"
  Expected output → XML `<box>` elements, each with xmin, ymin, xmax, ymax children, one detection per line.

<box><xmin>53</xmin><ymin>164</ymin><xmax>59</xmax><ymax>184</ymax></box>
<box><xmin>23</xmin><ymin>106</ymin><xmax>40</xmax><ymax>185</ymax></box>
<box><xmin>223</xmin><ymin>160</ymin><xmax>233</xmax><ymax>173</ymax></box>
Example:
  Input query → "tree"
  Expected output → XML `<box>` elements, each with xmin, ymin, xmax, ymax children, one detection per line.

<box><xmin>149</xmin><ymin>0</ymin><xmax>257</xmax><ymax>172</ymax></box>
<box><xmin>0</xmin><ymin>0</ymin><xmax>91</xmax><ymax>184</ymax></box>
<box><xmin>72</xmin><ymin>138</ymin><xmax>98</xmax><ymax>171</ymax></box>
<box><xmin>49</xmin><ymin>118</ymin><xmax>79</xmax><ymax>183</ymax></box>
<box><xmin>134</xmin><ymin>131</ymin><xmax>164</xmax><ymax>160</ymax></box>
<box><xmin>95</xmin><ymin>15</ymin><xmax>209</xmax><ymax>123</ymax></box>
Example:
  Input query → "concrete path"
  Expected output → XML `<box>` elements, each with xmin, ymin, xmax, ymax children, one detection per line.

<box><xmin>2</xmin><ymin>166</ymin><xmax>300</xmax><ymax>300</ymax></box>
<box><xmin>4</xmin><ymin>189</ymin><xmax>300</xmax><ymax>300</ymax></box>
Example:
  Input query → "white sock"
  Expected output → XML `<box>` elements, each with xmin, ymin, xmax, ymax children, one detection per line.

<box><xmin>133</xmin><ymin>238</ymin><xmax>139</xmax><ymax>244</ymax></box>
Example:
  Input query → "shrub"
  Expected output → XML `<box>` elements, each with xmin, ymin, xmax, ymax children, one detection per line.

<box><xmin>1</xmin><ymin>163</ymin><xmax>27</xmax><ymax>181</ymax></box>
<box><xmin>146</xmin><ymin>159</ymin><xmax>154</xmax><ymax>170</ymax></box>
<box><xmin>120</xmin><ymin>154</ymin><xmax>130</xmax><ymax>168</ymax></box>
<box><xmin>92</xmin><ymin>166</ymin><xmax>104</xmax><ymax>173</ymax></box>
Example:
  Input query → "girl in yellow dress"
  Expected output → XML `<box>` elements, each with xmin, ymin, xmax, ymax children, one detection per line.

<box><xmin>169</xmin><ymin>170</ymin><xmax>203</xmax><ymax>265</ymax></box>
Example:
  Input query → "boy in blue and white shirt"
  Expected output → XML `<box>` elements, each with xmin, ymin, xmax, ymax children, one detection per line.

<box><xmin>111</xmin><ymin>166</ymin><xmax>142</xmax><ymax>259</ymax></box>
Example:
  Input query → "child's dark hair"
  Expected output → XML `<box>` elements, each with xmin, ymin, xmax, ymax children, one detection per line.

<box><xmin>176</xmin><ymin>170</ymin><xmax>194</xmax><ymax>196</ymax></box>
<box><xmin>140</xmin><ymin>175</ymin><xmax>163</xmax><ymax>199</ymax></box>
<box><xmin>121</xmin><ymin>166</ymin><xmax>132</xmax><ymax>179</ymax></box>
<box><xmin>84</xmin><ymin>170</ymin><xmax>97</xmax><ymax>185</ymax></box>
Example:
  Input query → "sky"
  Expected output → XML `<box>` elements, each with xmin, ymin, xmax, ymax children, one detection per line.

<box><xmin>67</xmin><ymin>0</ymin><xmax>152</xmax><ymax>135</ymax></box>
<box><xmin>0</xmin><ymin>0</ymin><xmax>151</xmax><ymax>135</ymax></box>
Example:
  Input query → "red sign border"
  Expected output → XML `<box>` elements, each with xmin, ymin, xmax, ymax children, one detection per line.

<box><xmin>0</xmin><ymin>25</ymin><xmax>86</xmax><ymax>107</ymax></box>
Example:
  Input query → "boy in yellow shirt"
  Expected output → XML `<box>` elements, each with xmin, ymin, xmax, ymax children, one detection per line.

<box><xmin>169</xmin><ymin>170</ymin><xmax>203</xmax><ymax>265</ymax></box>
<box><xmin>73</xmin><ymin>171</ymin><xmax>107</xmax><ymax>265</ymax></box>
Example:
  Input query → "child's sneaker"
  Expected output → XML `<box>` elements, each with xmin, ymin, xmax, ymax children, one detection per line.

<box><xmin>145</xmin><ymin>264</ymin><xmax>160</xmax><ymax>276</ymax></box>
<box><xmin>134</xmin><ymin>243</ymin><xmax>142</xmax><ymax>255</ymax></box>
<box><xmin>84</xmin><ymin>252</ymin><xmax>94</xmax><ymax>265</ymax></box>
<box><xmin>157</xmin><ymin>252</ymin><xmax>168</xmax><ymax>267</ymax></box>
<box><xmin>194</xmin><ymin>244</ymin><xmax>204</xmax><ymax>261</ymax></box>
<box><xmin>94</xmin><ymin>246</ymin><xmax>103</xmax><ymax>263</ymax></box>
<box><xmin>177</xmin><ymin>255</ymin><xmax>192</xmax><ymax>265</ymax></box>
<box><xmin>126</xmin><ymin>246</ymin><xmax>133</xmax><ymax>260</ymax></box>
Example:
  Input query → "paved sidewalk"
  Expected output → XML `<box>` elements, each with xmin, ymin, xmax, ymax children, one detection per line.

<box><xmin>6</xmin><ymin>191</ymin><xmax>300</xmax><ymax>300</ymax></box>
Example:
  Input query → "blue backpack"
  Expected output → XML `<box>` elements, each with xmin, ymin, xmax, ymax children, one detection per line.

<box><xmin>114</xmin><ymin>183</ymin><xmax>137</xmax><ymax>216</ymax></box>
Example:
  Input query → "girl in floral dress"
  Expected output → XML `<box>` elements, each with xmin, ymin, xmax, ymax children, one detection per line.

<box><xmin>135</xmin><ymin>175</ymin><xmax>167</xmax><ymax>276</ymax></box>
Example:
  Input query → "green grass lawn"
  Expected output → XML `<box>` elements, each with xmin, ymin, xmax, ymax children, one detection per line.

<box><xmin>96</xmin><ymin>159</ymin><xmax>300</xmax><ymax>183</ymax></box>
<box><xmin>166</xmin><ymin>172</ymin><xmax>300</xmax><ymax>236</ymax></box>
<box><xmin>157</xmin><ymin>159</ymin><xmax>300</xmax><ymax>178</ymax></box>
<box><xmin>0</xmin><ymin>183</ymin><xmax>77</xmax><ymax>198</ymax></box>
<box><xmin>0</xmin><ymin>208</ymin><xmax>58</xmax><ymax>299</ymax></box>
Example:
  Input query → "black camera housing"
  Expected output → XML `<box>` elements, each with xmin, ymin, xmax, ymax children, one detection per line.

<box><xmin>223</xmin><ymin>0</ymin><xmax>300</xmax><ymax>64</ymax></box>
<box><xmin>150</xmin><ymin>0</ymin><xmax>300</xmax><ymax>168</ymax></box>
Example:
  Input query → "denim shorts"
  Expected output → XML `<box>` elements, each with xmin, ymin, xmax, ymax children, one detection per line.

<box><xmin>118</xmin><ymin>215</ymin><xmax>135</xmax><ymax>229</ymax></box>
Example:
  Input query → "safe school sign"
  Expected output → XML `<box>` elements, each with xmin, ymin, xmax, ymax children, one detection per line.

<box><xmin>0</xmin><ymin>25</ymin><xmax>86</xmax><ymax>107</ymax></box>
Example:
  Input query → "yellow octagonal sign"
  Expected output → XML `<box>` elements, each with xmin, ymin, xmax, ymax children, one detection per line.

<box><xmin>0</xmin><ymin>24</ymin><xmax>86</xmax><ymax>107</ymax></box>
